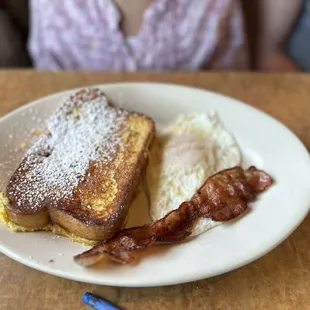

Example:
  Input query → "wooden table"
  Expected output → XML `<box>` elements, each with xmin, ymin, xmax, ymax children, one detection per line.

<box><xmin>0</xmin><ymin>71</ymin><xmax>309</xmax><ymax>310</ymax></box>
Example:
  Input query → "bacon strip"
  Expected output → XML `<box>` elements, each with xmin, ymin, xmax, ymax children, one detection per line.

<box><xmin>74</xmin><ymin>166</ymin><xmax>273</xmax><ymax>266</ymax></box>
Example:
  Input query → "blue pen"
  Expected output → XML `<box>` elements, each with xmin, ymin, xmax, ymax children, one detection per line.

<box><xmin>82</xmin><ymin>292</ymin><xmax>121</xmax><ymax>310</ymax></box>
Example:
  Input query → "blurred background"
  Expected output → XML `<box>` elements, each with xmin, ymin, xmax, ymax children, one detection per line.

<box><xmin>0</xmin><ymin>0</ymin><xmax>309</xmax><ymax>71</ymax></box>
<box><xmin>0</xmin><ymin>0</ymin><xmax>30</xmax><ymax>67</ymax></box>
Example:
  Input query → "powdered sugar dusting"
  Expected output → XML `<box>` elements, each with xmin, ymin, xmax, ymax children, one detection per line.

<box><xmin>7</xmin><ymin>88</ymin><xmax>127</xmax><ymax>212</ymax></box>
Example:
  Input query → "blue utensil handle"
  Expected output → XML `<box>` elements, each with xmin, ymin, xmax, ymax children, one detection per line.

<box><xmin>82</xmin><ymin>292</ymin><xmax>120</xmax><ymax>310</ymax></box>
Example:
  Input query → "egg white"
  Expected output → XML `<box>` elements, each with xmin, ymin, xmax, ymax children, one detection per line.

<box><xmin>147</xmin><ymin>112</ymin><xmax>241</xmax><ymax>236</ymax></box>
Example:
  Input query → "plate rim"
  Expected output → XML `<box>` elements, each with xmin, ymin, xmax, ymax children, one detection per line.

<box><xmin>0</xmin><ymin>82</ymin><xmax>309</xmax><ymax>287</ymax></box>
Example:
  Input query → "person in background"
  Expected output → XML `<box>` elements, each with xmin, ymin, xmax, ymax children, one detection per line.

<box><xmin>257</xmin><ymin>0</ymin><xmax>302</xmax><ymax>71</ymax></box>
<box><xmin>29</xmin><ymin>0</ymin><xmax>250</xmax><ymax>71</ymax></box>
<box><xmin>28</xmin><ymin>0</ymin><xmax>305</xmax><ymax>72</ymax></box>
<box><xmin>0</xmin><ymin>0</ymin><xmax>307</xmax><ymax>71</ymax></box>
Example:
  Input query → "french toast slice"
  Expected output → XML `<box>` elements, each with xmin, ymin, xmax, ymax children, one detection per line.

<box><xmin>4</xmin><ymin>88</ymin><xmax>155</xmax><ymax>241</ymax></box>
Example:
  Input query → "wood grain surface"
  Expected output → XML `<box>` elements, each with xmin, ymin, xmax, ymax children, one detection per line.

<box><xmin>0</xmin><ymin>71</ymin><xmax>309</xmax><ymax>310</ymax></box>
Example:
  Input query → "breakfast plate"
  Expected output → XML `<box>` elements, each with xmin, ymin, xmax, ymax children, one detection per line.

<box><xmin>0</xmin><ymin>83</ymin><xmax>310</xmax><ymax>287</ymax></box>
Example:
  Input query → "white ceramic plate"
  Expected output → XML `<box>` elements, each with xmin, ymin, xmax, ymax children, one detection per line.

<box><xmin>0</xmin><ymin>83</ymin><xmax>310</xmax><ymax>287</ymax></box>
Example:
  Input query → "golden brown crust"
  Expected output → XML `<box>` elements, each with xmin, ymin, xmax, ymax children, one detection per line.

<box><xmin>49</xmin><ymin>119</ymin><xmax>154</xmax><ymax>241</ymax></box>
<box><xmin>5</xmin><ymin>208</ymin><xmax>49</xmax><ymax>228</ymax></box>
<box><xmin>4</xmin><ymin>89</ymin><xmax>155</xmax><ymax>241</ymax></box>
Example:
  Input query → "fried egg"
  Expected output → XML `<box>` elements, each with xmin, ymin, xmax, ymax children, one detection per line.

<box><xmin>147</xmin><ymin>112</ymin><xmax>241</xmax><ymax>236</ymax></box>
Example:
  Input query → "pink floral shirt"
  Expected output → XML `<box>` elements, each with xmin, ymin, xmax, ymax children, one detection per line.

<box><xmin>29</xmin><ymin>0</ymin><xmax>248</xmax><ymax>71</ymax></box>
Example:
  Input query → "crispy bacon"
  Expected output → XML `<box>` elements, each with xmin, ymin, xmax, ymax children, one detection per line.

<box><xmin>74</xmin><ymin>166</ymin><xmax>273</xmax><ymax>266</ymax></box>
